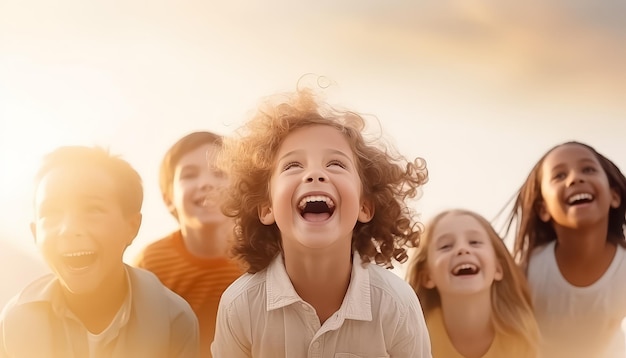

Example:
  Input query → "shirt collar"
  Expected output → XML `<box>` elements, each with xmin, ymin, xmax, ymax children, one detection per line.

<box><xmin>265</xmin><ymin>251</ymin><xmax>372</xmax><ymax>321</ymax></box>
<box><xmin>16</xmin><ymin>265</ymin><xmax>133</xmax><ymax>323</ymax></box>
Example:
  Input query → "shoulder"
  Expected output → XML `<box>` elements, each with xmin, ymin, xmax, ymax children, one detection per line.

<box><xmin>528</xmin><ymin>241</ymin><xmax>555</xmax><ymax>265</ymax></box>
<box><xmin>0</xmin><ymin>274</ymin><xmax>57</xmax><ymax>330</ymax></box>
<box><xmin>367</xmin><ymin>263</ymin><xmax>417</xmax><ymax>301</ymax></box>
<box><xmin>527</xmin><ymin>242</ymin><xmax>557</xmax><ymax>283</ymax></box>
<box><xmin>127</xmin><ymin>266</ymin><xmax>193</xmax><ymax>314</ymax></box>
<box><xmin>217</xmin><ymin>271</ymin><xmax>266</xmax><ymax>310</ymax></box>
<box><xmin>133</xmin><ymin>232</ymin><xmax>181</xmax><ymax>267</ymax></box>
<box><xmin>1</xmin><ymin>274</ymin><xmax>57</xmax><ymax>311</ymax></box>
<box><xmin>139</xmin><ymin>232</ymin><xmax>180</xmax><ymax>254</ymax></box>
<box><xmin>363</xmin><ymin>263</ymin><xmax>423</xmax><ymax>320</ymax></box>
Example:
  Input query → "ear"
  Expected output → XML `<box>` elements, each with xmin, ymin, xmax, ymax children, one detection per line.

<box><xmin>538</xmin><ymin>201</ymin><xmax>551</xmax><ymax>223</ymax></box>
<box><xmin>494</xmin><ymin>262</ymin><xmax>504</xmax><ymax>282</ymax></box>
<box><xmin>610</xmin><ymin>188</ymin><xmax>621</xmax><ymax>209</ymax></box>
<box><xmin>258</xmin><ymin>204</ymin><xmax>275</xmax><ymax>225</ymax></box>
<box><xmin>126</xmin><ymin>213</ymin><xmax>143</xmax><ymax>246</ymax></box>
<box><xmin>357</xmin><ymin>199</ymin><xmax>374</xmax><ymax>223</ymax></box>
<box><xmin>422</xmin><ymin>271</ymin><xmax>436</xmax><ymax>289</ymax></box>
<box><xmin>162</xmin><ymin>193</ymin><xmax>176</xmax><ymax>215</ymax></box>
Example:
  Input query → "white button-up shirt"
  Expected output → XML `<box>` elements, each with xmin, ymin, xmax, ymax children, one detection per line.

<box><xmin>211</xmin><ymin>252</ymin><xmax>431</xmax><ymax>358</ymax></box>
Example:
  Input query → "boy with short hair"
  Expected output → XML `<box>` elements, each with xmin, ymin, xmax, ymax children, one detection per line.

<box><xmin>0</xmin><ymin>146</ymin><xmax>199</xmax><ymax>357</ymax></box>
<box><xmin>134</xmin><ymin>132</ymin><xmax>242</xmax><ymax>357</ymax></box>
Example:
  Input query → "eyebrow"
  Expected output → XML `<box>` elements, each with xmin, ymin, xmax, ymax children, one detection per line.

<box><xmin>433</xmin><ymin>233</ymin><xmax>452</xmax><ymax>244</ymax></box>
<box><xmin>179</xmin><ymin>163</ymin><xmax>200</xmax><ymax>171</ymax></box>
<box><xmin>433</xmin><ymin>229</ymin><xmax>484</xmax><ymax>242</ymax></box>
<box><xmin>549</xmin><ymin>157</ymin><xmax>599</xmax><ymax>170</ymax></box>
<box><xmin>38</xmin><ymin>194</ymin><xmax>107</xmax><ymax>206</ymax></box>
<box><xmin>278</xmin><ymin>149</ymin><xmax>354</xmax><ymax>163</ymax></box>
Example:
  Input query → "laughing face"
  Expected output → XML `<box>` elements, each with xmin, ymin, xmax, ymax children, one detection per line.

<box><xmin>31</xmin><ymin>164</ymin><xmax>141</xmax><ymax>296</ymax></box>
<box><xmin>425</xmin><ymin>212</ymin><xmax>503</xmax><ymax>297</ymax></box>
<box><xmin>539</xmin><ymin>143</ymin><xmax>621</xmax><ymax>229</ymax></box>
<box><xmin>169</xmin><ymin>143</ymin><xmax>230</xmax><ymax>229</ymax></box>
<box><xmin>259</xmin><ymin>125</ymin><xmax>373</xmax><ymax>252</ymax></box>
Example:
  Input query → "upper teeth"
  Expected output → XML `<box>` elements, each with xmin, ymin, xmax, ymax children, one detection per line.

<box><xmin>298</xmin><ymin>195</ymin><xmax>335</xmax><ymax>210</ymax></box>
<box><xmin>452</xmin><ymin>263</ymin><xmax>477</xmax><ymax>274</ymax></box>
<box><xmin>568</xmin><ymin>193</ymin><xmax>593</xmax><ymax>204</ymax></box>
<box><xmin>62</xmin><ymin>251</ymin><xmax>95</xmax><ymax>257</ymax></box>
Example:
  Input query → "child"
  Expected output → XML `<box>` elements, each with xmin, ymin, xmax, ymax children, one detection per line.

<box><xmin>134</xmin><ymin>131</ymin><xmax>243</xmax><ymax>357</ymax></box>
<box><xmin>406</xmin><ymin>209</ymin><xmax>539</xmax><ymax>358</ymax></box>
<box><xmin>210</xmin><ymin>89</ymin><xmax>432</xmax><ymax>357</ymax></box>
<box><xmin>505</xmin><ymin>141</ymin><xmax>626</xmax><ymax>358</ymax></box>
<box><xmin>0</xmin><ymin>146</ymin><xmax>199</xmax><ymax>357</ymax></box>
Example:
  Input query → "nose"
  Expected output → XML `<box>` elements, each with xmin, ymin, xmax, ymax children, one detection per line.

<box><xmin>566</xmin><ymin>171</ymin><xmax>585</xmax><ymax>187</ymax></box>
<box><xmin>57</xmin><ymin>214</ymin><xmax>83</xmax><ymax>238</ymax></box>
<box><xmin>303</xmin><ymin>169</ymin><xmax>328</xmax><ymax>183</ymax></box>
<box><xmin>455</xmin><ymin>244</ymin><xmax>470</xmax><ymax>256</ymax></box>
<box><xmin>199</xmin><ymin>180</ymin><xmax>215</xmax><ymax>191</ymax></box>
<box><xmin>198</xmin><ymin>171</ymin><xmax>216</xmax><ymax>191</ymax></box>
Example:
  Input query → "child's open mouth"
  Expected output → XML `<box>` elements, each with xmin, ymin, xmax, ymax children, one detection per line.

<box><xmin>567</xmin><ymin>192</ymin><xmax>594</xmax><ymax>206</ymax></box>
<box><xmin>61</xmin><ymin>251</ymin><xmax>98</xmax><ymax>271</ymax></box>
<box><xmin>193</xmin><ymin>196</ymin><xmax>210</xmax><ymax>208</ymax></box>
<box><xmin>451</xmin><ymin>263</ymin><xmax>479</xmax><ymax>276</ymax></box>
<box><xmin>298</xmin><ymin>195</ymin><xmax>336</xmax><ymax>222</ymax></box>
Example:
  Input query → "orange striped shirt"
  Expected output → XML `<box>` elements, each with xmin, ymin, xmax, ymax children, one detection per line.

<box><xmin>134</xmin><ymin>231</ymin><xmax>243</xmax><ymax>358</ymax></box>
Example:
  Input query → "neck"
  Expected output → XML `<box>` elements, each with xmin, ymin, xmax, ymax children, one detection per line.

<box><xmin>553</xmin><ymin>222</ymin><xmax>616</xmax><ymax>286</ymax></box>
<box><xmin>554</xmin><ymin>221</ymin><xmax>610</xmax><ymax>258</ymax></box>
<box><xmin>180</xmin><ymin>222</ymin><xmax>231</xmax><ymax>259</ymax></box>
<box><xmin>64</xmin><ymin>265</ymin><xmax>128</xmax><ymax>334</ymax></box>
<box><xmin>284</xmin><ymin>246</ymin><xmax>353</xmax><ymax>324</ymax></box>
<box><xmin>439</xmin><ymin>292</ymin><xmax>494</xmax><ymax>358</ymax></box>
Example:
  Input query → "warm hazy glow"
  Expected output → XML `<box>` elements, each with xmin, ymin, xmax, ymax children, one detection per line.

<box><xmin>1</xmin><ymin>1</ymin><xmax>625</xmax><ymax>322</ymax></box>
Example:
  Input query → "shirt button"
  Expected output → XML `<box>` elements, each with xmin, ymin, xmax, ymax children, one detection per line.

<box><xmin>313</xmin><ymin>341</ymin><xmax>320</xmax><ymax>348</ymax></box>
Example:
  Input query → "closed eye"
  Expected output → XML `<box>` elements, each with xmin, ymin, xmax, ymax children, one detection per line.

<box><xmin>179</xmin><ymin>166</ymin><xmax>200</xmax><ymax>180</ymax></box>
<box><xmin>582</xmin><ymin>166</ymin><xmax>597</xmax><ymax>174</ymax></box>
<box><xmin>86</xmin><ymin>205</ymin><xmax>106</xmax><ymax>214</ymax></box>
<box><xmin>327</xmin><ymin>160</ymin><xmax>347</xmax><ymax>169</ymax></box>
<box><xmin>282</xmin><ymin>161</ymin><xmax>302</xmax><ymax>171</ymax></box>
<box><xmin>180</xmin><ymin>172</ymin><xmax>198</xmax><ymax>180</ymax></box>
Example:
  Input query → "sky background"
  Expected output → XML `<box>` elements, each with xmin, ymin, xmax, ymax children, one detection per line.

<box><xmin>1</xmin><ymin>1</ymin><xmax>625</xmax><ymax>307</ymax></box>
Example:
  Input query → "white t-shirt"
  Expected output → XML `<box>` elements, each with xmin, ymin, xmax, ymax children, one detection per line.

<box><xmin>87</xmin><ymin>270</ymin><xmax>132</xmax><ymax>358</ymax></box>
<box><xmin>527</xmin><ymin>241</ymin><xmax>626</xmax><ymax>358</ymax></box>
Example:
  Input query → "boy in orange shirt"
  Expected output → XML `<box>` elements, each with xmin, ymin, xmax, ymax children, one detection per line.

<box><xmin>134</xmin><ymin>132</ymin><xmax>242</xmax><ymax>357</ymax></box>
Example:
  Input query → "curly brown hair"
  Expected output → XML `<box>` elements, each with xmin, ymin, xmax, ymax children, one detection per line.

<box><xmin>217</xmin><ymin>89</ymin><xmax>428</xmax><ymax>273</ymax></box>
<box><xmin>503</xmin><ymin>141</ymin><xmax>626</xmax><ymax>269</ymax></box>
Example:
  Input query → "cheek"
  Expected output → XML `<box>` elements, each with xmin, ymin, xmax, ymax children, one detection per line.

<box><xmin>33</xmin><ymin>225</ymin><xmax>52</xmax><ymax>247</ymax></box>
<box><xmin>37</xmin><ymin>236</ymin><xmax>57</xmax><ymax>263</ymax></box>
<box><xmin>426</xmin><ymin>256</ymin><xmax>443</xmax><ymax>275</ymax></box>
<box><xmin>172</xmin><ymin>183</ymin><xmax>191</xmax><ymax>203</ymax></box>
<box><xmin>215</xmin><ymin>177</ymin><xmax>229</xmax><ymax>188</ymax></box>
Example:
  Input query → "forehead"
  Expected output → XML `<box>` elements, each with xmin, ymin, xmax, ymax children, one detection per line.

<box><xmin>35</xmin><ymin>165</ymin><xmax>118</xmax><ymax>204</ymax></box>
<box><xmin>277</xmin><ymin>125</ymin><xmax>354</xmax><ymax>157</ymax></box>
<box><xmin>431</xmin><ymin>213</ymin><xmax>488</xmax><ymax>241</ymax></box>
<box><xmin>176</xmin><ymin>143</ymin><xmax>219</xmax><ymax>168</ymax></box>
<box><xmin>543</xmin><ymin>144</ymin><xmax>599</xmax><ymax>168</ymax></box>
